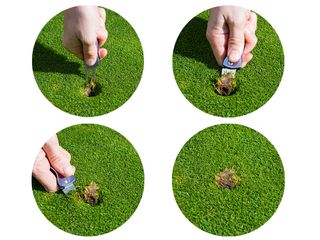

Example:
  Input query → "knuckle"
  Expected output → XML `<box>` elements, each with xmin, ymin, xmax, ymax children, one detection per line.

<box><xmin>64</xmin><ymin>150</ymin><xmax>71</xmax><ymax>161</ymax></box>
<box><xmin>228</xmin><ymin>36</ymin><xmax>243</xmax><ymax>47</ymax></box>
<box><xmin>48</xmin><ymin>152</ymin><xmax>63</xmax><ymax>165</ymax></box>
<box><xmin>32</xmin><ymin>164</ymin><xmax>44</xmax><ymax>177</ymax></box>
<box><xmin>86</xmin><ymin>47</ymin><xmax>97</xmax><ymax>58</ymax></box>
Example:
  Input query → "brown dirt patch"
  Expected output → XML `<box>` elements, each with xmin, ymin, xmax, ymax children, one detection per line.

<box><xmin>215</xmin><ymin>167</ymin><xmax>240</xmax><ymax>189</ymax></box>
<box><xmin>215</xmin><ymin>72</ymin><xmax>236</xmax><ymax>96</ymax></box>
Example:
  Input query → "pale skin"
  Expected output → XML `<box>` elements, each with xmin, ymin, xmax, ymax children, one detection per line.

<box><xmin>32</xmin><ymin>135</ymin><xmax>75</xmax><ymax>192</ymax></box>
<box><xmin>34</xmin><ymin>6</ymin><xmax>106</xmax><ymax>192</ymax></box>
<box><xmin>63</xmin><ymin>6</ymin><xmax>108</xmax><ymax>66</ymax></box>
<box><xmin>206</xmin><ymin>6</ymin><xmax>257</xmax><ymax>67</ymax></box>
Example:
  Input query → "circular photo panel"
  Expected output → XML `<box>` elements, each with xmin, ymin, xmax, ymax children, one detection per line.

<box><xmin>33</xmin><ymin>6</ymin><xmax>143</xmax><ymax>117</ymax></box>
<box><xmin>32</xmin><ymin>124</ymin><xmax>144</xmax><ymax>236</ymax></box>
<box><xmin>172</xmin><ymin>124</ymin><xmax>285</xmax><ymax>236</ymax></box>
<box><xmin>172</xmin><ymin>6</ymin><xmax>284</xmax><ymax>117</ymax></box>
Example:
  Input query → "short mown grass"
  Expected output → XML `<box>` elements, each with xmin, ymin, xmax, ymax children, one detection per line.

<box><xmin>33</xmin><ymin>9</ymin><xmax>143</xmax><ymax>116</ymax></box>
<box><xmin>172</xmin><ymin>124</ymin><xmax>285</xmax><ymax>236</ymax></box>
<box><xmin>32</xmin><ymin>124</ymin><xmax>144</xmax><ymax>236</ymax></box>
<box><xmin>173</xmin><ymin>10</ymin><xmax>284</xmax><ymax>117</ymax></box>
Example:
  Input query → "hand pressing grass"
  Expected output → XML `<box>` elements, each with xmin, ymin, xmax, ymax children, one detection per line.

<box><xmin>173</xmin><ymin>10</ymin><xmax>284</xmax><ymax>117</ymax></box>
<box><xmin>33</xmin><ymin>9</ymin><xmax>143</xmax><ymax>116</ymax></box>
<box><xmin>172</xmin><ymin>124</ymin><xmax>285</xmax><ymax>236</ymax></box>
<box><xmin>32</xmin><ymin>124</ymin><xmax>144</xmax><ymax>236</ymax></box>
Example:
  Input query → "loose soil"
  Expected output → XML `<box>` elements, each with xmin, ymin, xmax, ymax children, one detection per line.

<box><xmin>82</xmin><ymin>182</ymin><xmax>100</xmax><ymax>206</ymax></box>
<box><xmin>84</xmin><ymin>81</ymin><xmax>99</xmax><ymax>97</ymax></box>
<box><xmin>215</xmin><ymin>72</ymin><xmax>236</xmax><ymax>96</ymax></box>
<box><xmin>215</xmin><ymin>167</ymin><xmax>240</xmax><ymax>189</ymax></box>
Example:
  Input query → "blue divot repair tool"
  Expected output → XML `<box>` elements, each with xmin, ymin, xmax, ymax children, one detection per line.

<box><xmin>50</xmin><ymin>167</ymin><xmax>76</xmax><ymax>195</ymax></box>
<box><xmin>85</xmin><ymin>40</ymin><xmax>100</xmax><ymax>83</ymax></box>
<box><xmin>222</xmin><ymin>56</ymin><xmax>242</xmax><ymax>75</ymax></box>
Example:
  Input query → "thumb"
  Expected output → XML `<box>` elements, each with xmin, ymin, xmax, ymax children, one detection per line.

<box><xmin>83</xmin><ymin>40</ymin><xmax>98</xmax><ymax>66</ymax></box>
<box><xmin>43</xmin><ymin>135</ymin><xmax>74</xmax><ymax>176</ymax></box>
<box><xmin>227</xmin><ymin>23</ymin><xmax>245</xmax><ymax>63</ymax></box>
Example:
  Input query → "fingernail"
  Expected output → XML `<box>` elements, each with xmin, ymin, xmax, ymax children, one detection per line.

<box><xmin>63</xmin><ymin>165</ymin><xmax>74</xmax><ymax>176</ymax></box>
<box><xmin>85</xmin><ymin>57</ymin><xmax>96</xmax><ymax>66</ymax></box>
<box><xmin>229</xmin><ymin>50</ymin><xmax>241</xmax><ymax>63</ymax></box>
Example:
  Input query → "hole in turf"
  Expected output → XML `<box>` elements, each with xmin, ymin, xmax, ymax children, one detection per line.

<box><xmin>214</xmin><ymin>72</ymin><xmax>238</xmax><ymax>96</ymax></box>
<box><xmin>67</xmin><ymin>182</ymin><xmax>102</xmax><ymax>206</ymax></box>
<box><xmin>83</xmin><ymin>81</ymin><xmax>101</xmax><ymax>97</ymax></box>
<box><xmin>81</xmin><ymin>181</ymin><xmax>100</xmax><ymax>206</ymax></box>
<box><xmin>215</xmin><ymin>167</ymin><xmax>240</xmax><ymax>189</ymax></box>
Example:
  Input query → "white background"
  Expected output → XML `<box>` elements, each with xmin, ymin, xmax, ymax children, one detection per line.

<box><xmin>1</xmin><ymin>0</ymin><xmax>319</xmax><ymax>239</ymax></box>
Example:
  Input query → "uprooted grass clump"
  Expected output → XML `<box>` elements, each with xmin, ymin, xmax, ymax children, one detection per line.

<box><xmin>84</xmin><ymin>81</ymin><xmax>96</xmax><ymax>97</ymax></box>
<box><xmin>33</xmin><ymin>10</ymin><xmax>144</xmax><ymax>116</ymax></box>
<box><xmin>215</xmin><ymin>167</ymin><xmax>240</xmax><ymax>189</ymax></box>
<box><xmin>215</xmin><ymin>72</ymin><xmax>236</xmax><ymax>96</ymax></box>
<box><xmin>173</xmin><ymin>12</ymin><xmax>284</xmax><ymax>117</ymax></box>
<box><xmin>82</xmin><ymin>181</ymin><xmax>100</xmax><ymax>206</ymax></box>
<box><xmin>68</xmin><ymin>181</ymin><xmax>101</xmax><ymax>206</ymax></box>
<box><xmin>32</xmin><ymin>124</ymin><xmax>144</xmax><ymax>236</ymax></box>
<box><xmin>84</xmin><ymin>80</ymin><xmax>101</xmax><ymax>97</ymax></box>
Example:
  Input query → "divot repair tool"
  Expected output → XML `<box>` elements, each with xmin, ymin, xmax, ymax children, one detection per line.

<box><xmin>221</xmin><ymin>56</ymin><xmax>242</xmax><ymax>75</ymax></box>
<box><xmin>85</xmin><ymin>40</ymin><xmax>100</xmax><ymax>82</ymax></box>
<box><xmin>50</xmin><ymin>167</ymin><xmax>76</xmax><ymax>195</ymax></box>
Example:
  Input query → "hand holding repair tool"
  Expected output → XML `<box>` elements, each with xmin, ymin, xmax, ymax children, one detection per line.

<box><xmin>221</xmin><ymin>56</ymin><xmax>242</xmax><ymax>75</ymax></box>
<box><xmin>85</xmin><ymin>40</ymin><xmax>100</xmax><ymax>83</ymax></box>
<box><xmin>50</xmin><ymin>167</ymin><xmax>76</xmax><ymax>194</ymax></box>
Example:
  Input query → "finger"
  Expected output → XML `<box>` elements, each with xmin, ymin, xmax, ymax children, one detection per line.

<box><xmin>227</xmin><ymin>21</ymin><xmax>246</xmax><ymax>63</ymax></box>
<box><xmin>242</xmin><ymin>52</ymin><xmax>253</xmax><ymax>67</ymax></box>
<box><xmin>73</xmin><ymin>52</ymin><xmax>84</xmax><ymax>60</ymax></box>
<box><xmin>206</xmin><ymin>11</ymin><xmax>228</xmax><ymax>66</ymax></box>
<box><xmin>59</xmin><ymin>147</ymin><xmax>71</xmax><ymax>162</ymax></box>
<box><xmin>97</xmin><ymin>28</ymin><xmax>108</xmax><ymax>47</ymax></box>
<box><xmin>60</xmin><ymin>147</ymin><xmax>76</xmax><ymax>175</ymax></box>
<box><xmin>247</xmin><ymin>12</ymin><xmax>257</xmax><ymax>34</ymax></box>
<box><xmin>98</xmin><ymin>7</ymin><xmax>106</xmax><ymax>22</ymax></box>
<box><xmin>244</xmin><ymin>12</ymin><xmax>258</xmax><ymax>54</ymax></box>
<box><xmin>83</xmin><ymin>40</ymin><xmax>98</xmax><ymax>66</ymax></box>
<box><xmin>207</xmin><ymin>32</ymin><xmax>228</xmax><ymax>66</ymax></box>
<box><xmin>33</xmin><ymin>149</ymin><xmax>58</xmax><ymax>192</ymax></box>
<box><xmin>99</xmin><ymin>17</ymin><xmax>106</xmax><ymax>32</ymax></box>
<box><xmin>43</xmin><ymin>135</ymin><xmax>74</xmax><ymax>177</ymax></box>
<box><xmin>62</xmin><ymin>37</ymin><xmax>84</xmax><ymax>60</ymax></box>
<box><xmin>99</xmin><ymin>48</ymin><xmax>108</xmax><ymax>59</ymax></box>
<box><xmin>243</xmin><ymin>30</ymin><xmax>257</xmax><ymax>54</ymax></box>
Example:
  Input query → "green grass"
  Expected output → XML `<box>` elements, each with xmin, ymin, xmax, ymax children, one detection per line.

<box><xmin>173</xmin><ymin>11</ymin><xmax>284</xmax><ymax>117</ymax></box>
<box><xmin>32</xmin><ymin>124</ymin><xmax>144</xmax><ymax>236</ymax></box>
<box><xmin>172</xmin><ymin>124</ymin><xmax>285</xmax><ymax>236</ymax></box>
<box><xmin>33</xmin><ymin>9</ymin><xmax>143</xmax><ymax>116</ymax></box>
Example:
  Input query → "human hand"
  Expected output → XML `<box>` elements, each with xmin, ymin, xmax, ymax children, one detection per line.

<box><xmin>63</xmin><ymin>6</ymin><xmax>108</xmax><ymax>66</ymax></box>
<box><xmin>206</xmin><ymin>6</ymin><xmax>257</xmax><ymax>67</ymax></box>
<box><xmin>32</xmin><ymin>135</ymin><xmax>75</xmax><ymax>192</ymax></box>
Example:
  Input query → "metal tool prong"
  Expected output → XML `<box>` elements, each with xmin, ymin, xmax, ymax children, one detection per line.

<box><xmin>62</xmin><ymin>184</ymin><xmax>76</xmax><ymax>195</ymax></box>
<box><xmin>221</xmin><ymin>68</ymin><xmax>236</xmax><ymax>75</ymax></box>
<box><xmin>84</xmin><ymin>40</ymin><xmax>100</xmax><ymax>82</ymax></box>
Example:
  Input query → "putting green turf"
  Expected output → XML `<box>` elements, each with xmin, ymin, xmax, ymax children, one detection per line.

<box><xmin>32</xmin><ymin>124</ymin><xmax>144</xmax><ymax>236</ymax></box>
<box><xmin>33</xmin><ymin>9</ymin><xmax>143</xmax><ymax>116</ymax></box>
<box><xmin>173</xmin><ymin>10</ymin><xmax>284</xmax><ymax>117</ymax></box>
<box><xmin>172</xmin><ymin>124</ymin><xmax>285</xmax><ymax>236</ymax></box>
